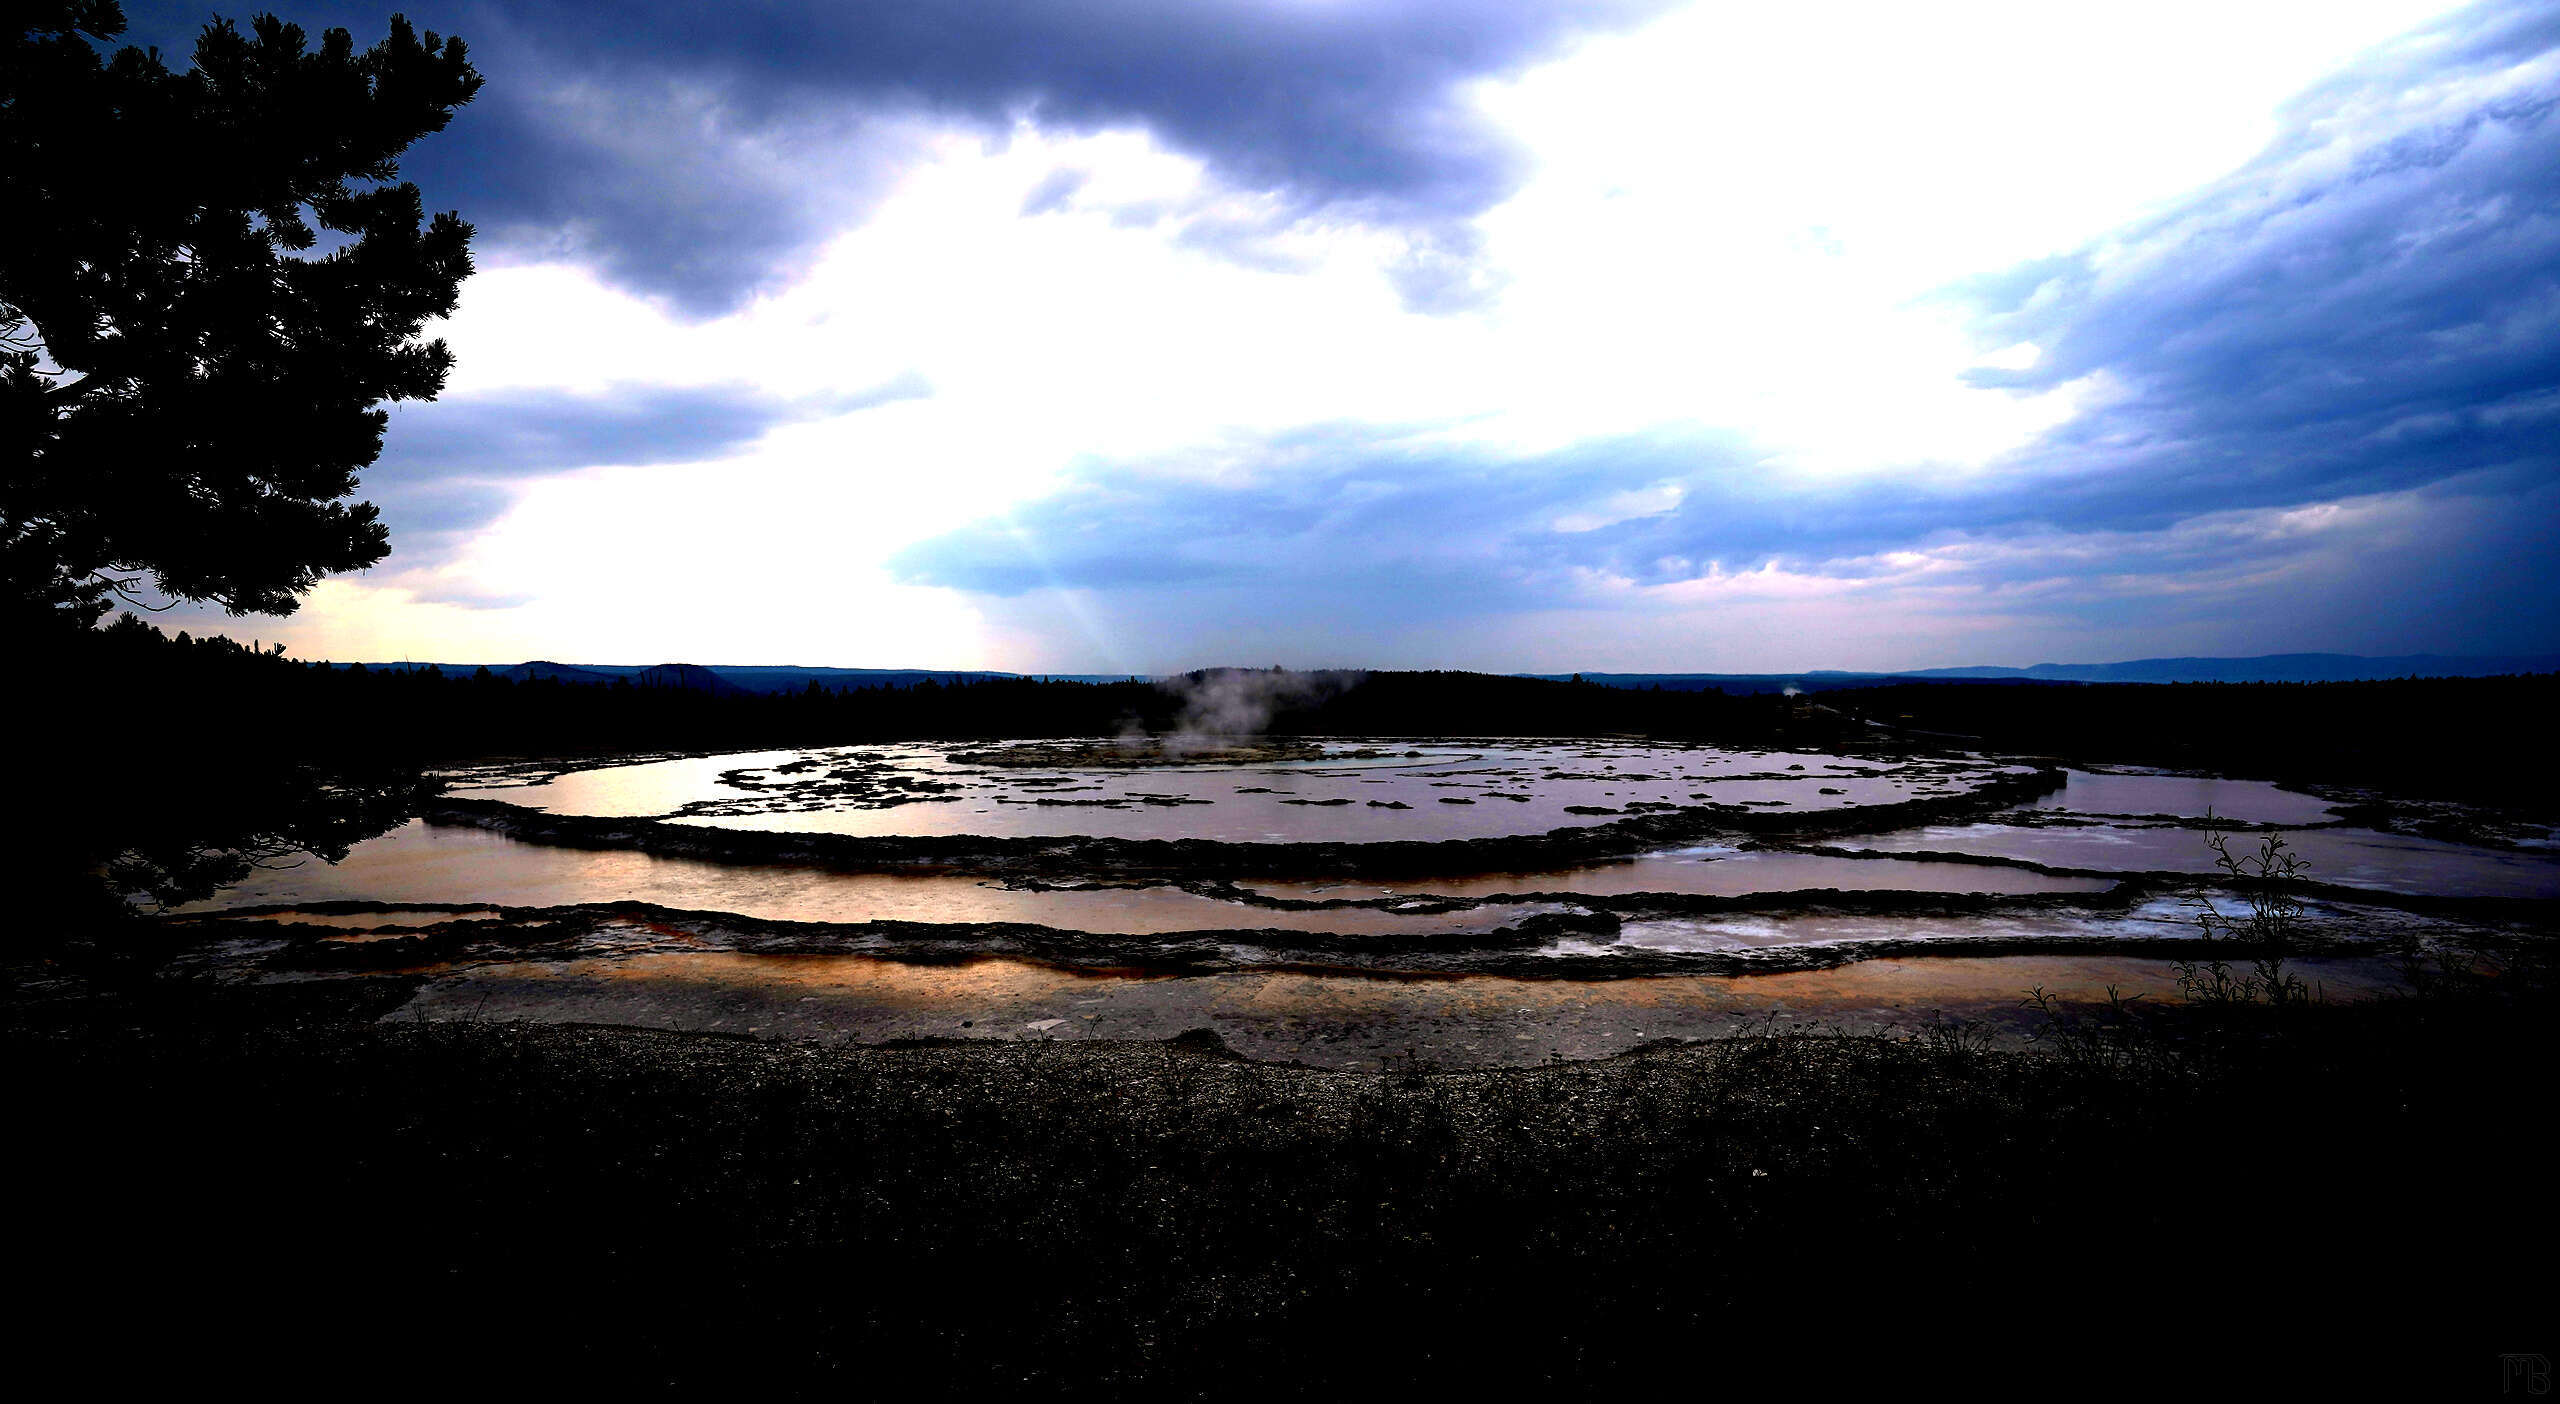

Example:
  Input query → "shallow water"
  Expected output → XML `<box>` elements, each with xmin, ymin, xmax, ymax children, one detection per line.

<box><xmin>1600</xmin><ymin>897</ymin><xmax>2196</xmax><ymax>954</ymax></box>
<box><xmin>448</xmin><ymin>739</ymin><xmax>2031</xmax><ymax>843</ymax></box>
<box><xmin>182</xmin><ymin>821</ymin><xmax>1568</xmax><ymax>938</ymax></box>
<box><xmin>267</xmin><ymin>907</ymin><xmax>507</xmax><ymax>930</ymax></box>
<box><xmin>1242</xmin><ymin>848</ymin><xmax>2116</xmax><ymax>901</ymax></box>
<box><xmin>444</xmin><ymin>750</ymin><xmax>806</xmax><ymax>815</ymax></box>
<box><xmin>2018</xmin><ymin>769</ymin><xmax>2340</xmax><ymax>825</ymax></box>
<box><xmin>170</xmin><ymin>738</ymin><xmax>2549</xmax><ymax>1053</ymax></box>
<box><xmin>1838</xmin><ymin>822</ymin><xmax>2560</xmax><ymax>898</ymax></box>
<box><xmin>184</xmin><ymin>820</ymin><xmax>2121</xmax><ymax>945</ymax></box>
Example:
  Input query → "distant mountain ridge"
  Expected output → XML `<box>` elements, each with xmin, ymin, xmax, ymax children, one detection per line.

<box><xmin>1892</xmin><ymin>652</ymin><xmax>2560</xmax><ymax>683</ymax></box>
<box><xmin>337</xmin><ymin>661</ymin><xmax>1142</xmax><ymax>694</ymax></box>
<box><xmin>331</xmin><ymin>652</ymin><xmax>2557</xmax><ymax>698</ymax></box>
<box><xmin>1526</xmin><ymin>651</ymin><xmax>2560</xmax><ymax>694</ymax></box>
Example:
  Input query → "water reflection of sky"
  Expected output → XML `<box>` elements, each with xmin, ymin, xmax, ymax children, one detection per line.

<box><xmin>1242</xmin><ymin>850</ymin><xmax>2113</xmax><ymax>901</ymax></box>
<box><xmin>1840</xmin><ymin>823</ymin><xmax>2560</xmax><ymax>899</ymax></box>
<box><xmin>181</xmin><ymin>821</ymin><xmax>1567</xmax><ymax>938</ymax></box>
<box><xmin>184</xmin><ymin>743</ymin><xmax>2554</xmax><ymax>998</ymax></box>
<box><xmin>2016</xmin><ymin>769</ymin><xmax>2340</xmax><ymax>825</ymax></box>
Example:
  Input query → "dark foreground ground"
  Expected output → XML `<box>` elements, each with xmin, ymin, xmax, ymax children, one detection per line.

<box><xmin>9</xmin><ymin>964</ymin><xmax>2556</xmax><ymax>1397</ymax></box>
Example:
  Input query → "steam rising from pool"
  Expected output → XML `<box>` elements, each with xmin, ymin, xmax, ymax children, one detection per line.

<box><xmin>1149</xmin><ymin>667</ymin><xmax>1364</xmax><ymax>757</ymax></box>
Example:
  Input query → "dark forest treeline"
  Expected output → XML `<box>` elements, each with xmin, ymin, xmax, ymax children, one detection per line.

<box><xmin>1825</xmin><ymin>674</ymin><xmax>2560</xmax><ymax>812</ymax></box>
<box><xmin>37</xmin><ymin>619</ymin><xmax>1832</xmax><ymax>766</ymax></box>
<box><xmin>39</xmin><ymin>621</ymin><xmax>2559</xmax><ymax>789</ymax></box>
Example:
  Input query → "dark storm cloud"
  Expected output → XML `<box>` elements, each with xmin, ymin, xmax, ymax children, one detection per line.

<box><xmin>891</xmin><ymin>427</ymin><xmax>1756</xmax><ymax>604</ymax></box>
<box><xmin>375</xmin><ymin>373</ymin><xmax>927</xmax><ymax>479</ymax></box>
<box><xmin>892</xmin><ymin>426</ymin><xmax>2060</xmax><ymax>607</ymax></box>
<box><xmin>1957</xmin><ymin>0</ymin><xmax>2560</xmax><ymax>532</ymax></box>
<box><xmin>380</xmin><ymin>385</ymin><xmax>794</xmax><ymax>479</ymax></box>
<box><xmin>899</xmin><ymin>422</ymin><xmax>2560</xmax><ymax>658</ymax></box>
<box><xmin>900</xmin><ymin>1</ymin><xmax>2560</xmax><ymax>652</ymax></box>
<box><xmin>119</xmin><ymin>1</ymin><xmax>1667</xmax><ymax>314</ymax></box>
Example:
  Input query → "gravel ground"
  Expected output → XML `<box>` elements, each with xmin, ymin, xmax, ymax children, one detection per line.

<box><xmin>7</xmin><ymin>960</ymin><xmax>2552</xmax><ymax>1395</ymax></box>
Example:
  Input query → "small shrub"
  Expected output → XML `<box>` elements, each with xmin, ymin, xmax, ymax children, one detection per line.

<box><xmin>2180</xmin><ymin>816</ymin><xmax>2311</xmax><ymax>1008</ymax></box>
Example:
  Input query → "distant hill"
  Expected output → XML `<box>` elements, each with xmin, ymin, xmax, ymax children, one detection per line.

<box><xmin>627</xmin><ymin>662</ymin><xmax>746</xmax><ymax>695</ymax></box>
<box><xmin>1896</xmin><ymin>652</ymin><xmax>2560</xmax><ymax>683</ymax></box>
<box><xmin>331</xmin><ymin>652</ymin><xmax>2555</xmax><ymax>698</ymax></box>
<box><xmin>505</xmin><ymin>660</ymin><xmax>622</xmax><ymax>687</ymax></box>
<box><xmin>1528</xmin><ymin>652</ymin><xmax>2560</xmax><ymax>694</ymax></box>
<box><xmin>1528</xmin><ymin>671</ymin><xmax>1908</xmax><ymax>696</ymax></box>
<box><xmin>336</xmin><ymin>661</ymin><xmax>1143</xmax><ymax>694</ymax></box>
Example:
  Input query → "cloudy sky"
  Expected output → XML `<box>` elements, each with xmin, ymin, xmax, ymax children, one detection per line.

<box><xmin>129</xmin><ymin>0</ymin><xmax>2560</xmax><ymax>671</ymax></box>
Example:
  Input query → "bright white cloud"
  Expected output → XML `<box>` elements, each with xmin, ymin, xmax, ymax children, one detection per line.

<box><xmin>239</xmin><ymin>0</ymin><xmax>2504</xmax><ymax>668</ymax></box>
